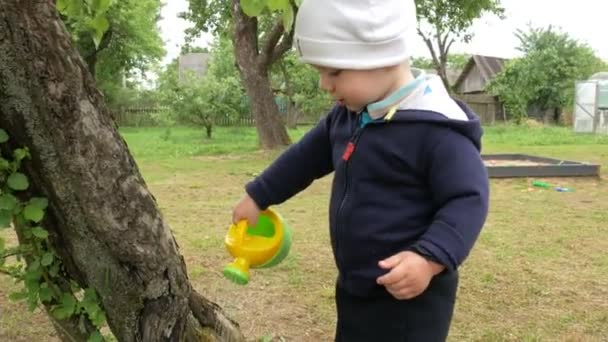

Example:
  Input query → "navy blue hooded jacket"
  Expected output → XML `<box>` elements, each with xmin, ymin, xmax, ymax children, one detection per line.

<box><xmin>246</xmin><ymin>75</ymin><xmax>490</xmax><ymax>296</ymax></box>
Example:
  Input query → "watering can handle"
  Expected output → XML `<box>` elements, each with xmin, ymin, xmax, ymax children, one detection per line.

<box><xmin>233</xmin><ymin>220</ymin><xmax>248</xmax><ymax>244</ymax></box>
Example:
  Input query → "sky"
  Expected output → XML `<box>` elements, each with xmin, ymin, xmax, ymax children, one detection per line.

<box><xmin>158</xmin><ymin>0</ymin><xmax>608</xmax><ymax>65</ymax></box>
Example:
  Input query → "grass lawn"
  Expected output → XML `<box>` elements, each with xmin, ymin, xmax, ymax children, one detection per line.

<box><xmin>1</xmin><ymin>123</ymin><xmax>607</xmax><ymax>341</ymax></box>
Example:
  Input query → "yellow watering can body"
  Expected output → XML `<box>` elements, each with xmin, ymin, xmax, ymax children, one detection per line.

<box><xmin>223</xmin><ymin>208</ymin><xmax>292</xmax><ymax>285</ymax></box>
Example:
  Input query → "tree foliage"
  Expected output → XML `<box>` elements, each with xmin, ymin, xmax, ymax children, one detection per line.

<box><xmin>157</xmin><ymin>38</ymin><xmax>248</xmax><ymax>137</ymax></box>
<box><xmin>58</xmin><ymin>0</ymin><xmax>165</xmax><ymax>107</ymax></box>
<box><xmin>488</xmin><ymin>26</ymin><xmax>606</xmax><ymax>123</ymax></box>
<box><xmin>415</xmin><ymin>0</ymin><xmax>504</xmax><ymax>89</ymax></box>
<box><xmin>182</xmin><ymin>0</ymin><xmax>300</xmax><ymax>149</ymax></box>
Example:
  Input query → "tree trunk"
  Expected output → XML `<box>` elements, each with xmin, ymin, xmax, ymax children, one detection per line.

<box><xmin>232</xmin><ymin>0</ymin><xmax>291</xmax><ymax>150</ymax></box>
<box><xmin>0</xmin><ymin>1</ymin><xmax>243</xmax><ymax>341</ymax></box>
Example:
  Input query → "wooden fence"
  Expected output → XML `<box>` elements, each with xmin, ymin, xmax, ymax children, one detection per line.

<box><xmin>111</xmin><ymin>106</ymin><xmax>320</xmax><ymax>127</ymax></box>
<box><xmin>454</xmin><ymin>93</ymin><xmax>506</xmax><ymax>124</ymax></box>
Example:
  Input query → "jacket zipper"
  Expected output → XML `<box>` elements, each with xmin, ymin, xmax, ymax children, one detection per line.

<box><xmin>335</xmin><ymin>124</ymin><xmax>365</xmax><ymax>266</ymax></box>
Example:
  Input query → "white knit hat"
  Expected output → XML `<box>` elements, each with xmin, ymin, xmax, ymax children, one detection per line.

<box><xmin>294</xmin><ymin>0</ymin><xmax>417</xmax><ymax>70</ymax></box>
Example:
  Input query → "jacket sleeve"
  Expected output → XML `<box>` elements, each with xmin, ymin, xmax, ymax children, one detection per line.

<box><xmin>245</xmin><ymin>110</ymin><xmax>335</xmax><ymax>210</ymax></box>
<box><xmin>410</xmin><ymin>130</ymin><xmax>489</xmax><ymax>271</ymax></box>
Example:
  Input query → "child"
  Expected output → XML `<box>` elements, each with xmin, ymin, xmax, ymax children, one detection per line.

<box><xmin>232</xmin><ymin>0</ymin><xmax>490</xmax><ymax>340</ymax></box>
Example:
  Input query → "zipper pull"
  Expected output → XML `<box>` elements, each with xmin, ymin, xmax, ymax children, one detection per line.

<box><xmin>342</xmin><ymin>142</ymin><xmax>355</xmax><ymax>161</ymax></box>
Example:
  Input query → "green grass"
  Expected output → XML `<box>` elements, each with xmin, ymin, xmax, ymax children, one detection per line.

<box><xmin>120</xmin><ymin>126</ymin><xmax>311</xmax><ymax>161</ymax></box>
<box><xmin>1</xmin><ymin>123</ymin><xmax>607</xmax><ymax>341</ymax></box>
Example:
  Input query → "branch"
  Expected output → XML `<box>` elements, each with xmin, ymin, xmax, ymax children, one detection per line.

<box><xmin>259</xmin><ymin>17</ymin><xmax>285</xmax><ymax>67</ymax></box>
<box><xmin>440</xmin><ymin>32</ymin><xmax>450</xmax><ymax>57</ymax></box>
<box><xmin>417</xmin><ymin>27</ymin><xmax>440</xmax><ymax>68</ymax></box>
<box><xmin>189</xmin><ymin>290</ymin><xmax>245</xmax><ymax>342</ymax></box>
<box><xmin>270</xmin><ymin>28</ymin><xmax>294</xmax><ymax>65</ymax></box>
<box><xmin>445</xmin><ymin>37</ymin><xmax>455</xmax><ymax>58</ymax></box>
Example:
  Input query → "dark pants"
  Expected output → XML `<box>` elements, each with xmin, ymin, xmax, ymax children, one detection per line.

<box><xmin>335</xmin><ymin>271</ymin><xmax>458</xmax><ymax>342</ymax></box>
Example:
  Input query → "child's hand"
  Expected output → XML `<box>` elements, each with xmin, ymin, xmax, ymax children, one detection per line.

<box><xmin>376</xmin><ymin>251</ymin><xmax>445</xmax><ymax>300</ymax></box>
<box><xmin>232</xmin><ymin>194</ymin><xmax>261</xmax><ymax>226</ymax></box>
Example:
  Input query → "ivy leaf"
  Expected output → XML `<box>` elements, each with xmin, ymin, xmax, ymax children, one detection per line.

<box><xmin>7</xmin><ymin>172</ymin><xmax>29</xmax><ymax>191</ymax></box>
<box><xmin>41</xmin><ymin>252</ymin><xmax>54</xmax><ymax>266</ymax></box>
<box><xmin>24</xmin><ymin>203</ymin><xmax>45</xmax><ymax>223</ymax></box>
<box><xmin>0</xmin><ymin>210</ymin><xmax>11</xmax><ymax>228</ymax></box>
<box><xmin>0</xmin><ymin>194</ymin><xmax>18</xmax><ymax>211</ymax></box>
<box><xmin>31</xmin><ymin>227</ymin><xmax>49</xmax><ymax>239</ymax></box>
<box><xmin>29</xmin><ymin>197</ymin><xmax>48</xmax><ymax>210</ymax></box>
<box><xmin>0</xmin><ymin>158</ymin><xmax>9</xmax><ymax>170</ymax></box>
<box><xmin>53</xmin><ymin>294</ymin><xmax>77</xmax><ymax>319</ymax></box>
<box><xmin>240</xmin><ymin>0</ymin><xmax>266</xmax><ymax>17</ymax></box>
<box><xmin>0</xmin><ymin>129</ymin><xmax>8</xmax><ymax>143</ymax></box>
<box><xmin>39</xmin><ymin>286</ymin><xmax>54</xmax><ymax>303</ymax></box>
<box><xmin>88</xmin><ymin>331</ymin><xmax>103</xmax><ymax>342</ymax></box>
<box><xmin>90</xmin><ymin>310</ymin><xmax>106</xmax><ymax>327</ymax></box>
<box><xmin>8</xmin><ymin>290</ymin><xmax>28</xmax><ymax>302</ymax></box>
<box><xmin>13</xmin><ymin>148</ymin><xmax>29</xmax><ymax>163</ymax></box>
<box><xmin>49</xmin><ymin>263</ymin><xmax>60</xmax><ymax>277</ymax></box>
<box><xmin>29</xmin><ymin>258</ymin><xmax>41</xmax><ymax>272</ymax></box>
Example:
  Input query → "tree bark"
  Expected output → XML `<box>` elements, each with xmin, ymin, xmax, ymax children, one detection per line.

<box><xmin>232</xmin><ymin>0</ymin><xmax>291</xmax><ymax>150</ymax></box>
<box><xmin>417</xmin><ymin>28</ymin><xmax>453</xmax><ymax>92</ymax></box>
<box><xmin>0</xmin><ymin>1</ymin><xmax>243</xmax><ymax>341</ymax></box>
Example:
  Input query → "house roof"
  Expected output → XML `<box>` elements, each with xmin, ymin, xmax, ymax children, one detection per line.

<box><xmin>454</xmin><ymin>55</ymin><xmax>509</xmax><ymax>90</ymax></box>
<box><xmin>423</xmin><ymin>68</ymin><xmax>462</xmax><ymax>86</ymax></box>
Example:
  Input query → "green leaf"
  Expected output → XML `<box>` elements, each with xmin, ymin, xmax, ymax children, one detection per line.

<box><xmin>29</xmin><ymin>259</ymin><xmax>41</xmax><ymax>272</ymax></box>
<box><xmin>88</xmin><ymin>331</ymin><xmax>103</xmax><ymax>342</ymax></box>
<box><xmin>0</xmin><ymin>129</ymin><xmax>8</xmax><ymax>143</ymax></box>
<box><xmin>7</xmin><ymin>172</ymin><xmax>29</xmax><ymax>191</ymax></box>
<box><xmin>0</xmin><ymin>210</ymin><xmax>11</xmax><ymax>228</ymax></box>
<box><xmin>56</xmin><ymin>0</ymin><xmax>68</xmax><ymax>12</ymax></box>
<box><xmin>13</xmin><ymin>148</ymin><xmax>29</xmax><ymax>163</ymax></box>
<box><xmin>0</xmin><ymin>194</ymin><xmax>18</xmax><ymax>211</ymax></box>
<box><xmin>29</xmin><ymin>197</ymin><xmax>48</xmax><ymax>210</ymax></box>
<box><xmin>27</xmin><ymin>293</ymin><xmax>39</xmax><ymax>312</ymax></box>
<box><xmin>267</xmin><ymin>0</ymin><xmax>287</xmax><ymax>11</ymax></box>
<box><xmin>294</xmin><ymin>0</ymin><xmax>302</xmax><ymax>6</ymax></box>
<box><xmin>90</xmin><ymin>15</ymin><xmax>110</xmax><ymax>48</ymax></box>
<box><xmin>24</xmin><ymin>203</ymin><xmax>45</xmax><ymax>223</ymax></box>
<box><xmin>0</xmin><ymin>237</ymin><xmax>4</xmax><ymax>255</ymax></box>
<box><xmin>41</xmin><ymin>252</ymin><xmax>54</xmax><ymax>266</ymax></box>
<box><xmin>39</xmin><ymin>286</ymin><xmax>54</xmax><ymax>303</ymax></box>
<box><xmin>9</xmin><ymin>290</ymin><xmax>28</xmax><ymax>302</ymax></box>
<box><xmin>240</xmin><ymin>0</ymin><xmax>266</xmax><ymax>17</ymax></box>
<box><xmin>90</xmin><ymin>310</ymin><xmax>106</xmax><ymax>327</ymax></box>
<box><xmin>53</xmin><ymin>294</ymin><xmax>77</xmax><ymax>319</ymax></box>
<box><xmin>49</xmin><ymin>263</ymin><xmax>60</xmax><ymax>277</ymax></box>
<box><xmin>0</xmin><ymin>158</ymin><xmax>9</xmax><ymax>170</ymax></box>
<box><xmin>31</xmin><ymin>227</ymin><xmax>49</xmax><ymax>239</ymax></box>
<box><xmin>93</xmin><ymin>0</ymin><xmax>112</xmax><ymax>14</ymax></box>
<box><xmin>282</xmin><ymin>4</ymin><xmax>294</xmax><ymax>31</ymax></box>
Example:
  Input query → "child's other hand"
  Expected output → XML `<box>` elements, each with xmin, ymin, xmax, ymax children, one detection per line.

<box><xmin>376</xmin><ymin>251</ymin><xmax>445</xmax><ymax>300</ymax></box>
<box><xmin>232</xmin><ymin>194</ymin><xmax>261</xmax><ymax>226</ymax></box>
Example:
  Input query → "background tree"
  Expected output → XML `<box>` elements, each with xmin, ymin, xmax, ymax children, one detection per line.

<box><xmin>0</xmin><ymin>1</ymin><xmax>244</xmax><ymax>340</ymax></box>
<box><xmin>411</xmin><ymin>53</ymin><xmax>471</xmax><ymax>84</ymax></box>
<box><xmin>488</xmin><ymin>25</ymin><xmax>607</xmax><ymax>123</ymax></box>
<box><xmin>183</xmin><ymin>0</ymin><xmax>300</xmax><ymax>150</ymax></box>
<box><xmin>271</xmin><ymin>52</ymin><xmax>332</xmax><ymax>128</ymax></box>
<box><xmin>415</xmin><ymin>0</ymin><xmax>504</xmax><ymax>90</ymax></box>
<box><xmin>156</xmin><ymin>37</ymin><xmax>249</xmax><ymax>136</ymax></box>
<box><xmin>59</xmin><ymin>0</ymin><xmax>165</xmax><ymax>107</ymax></box>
